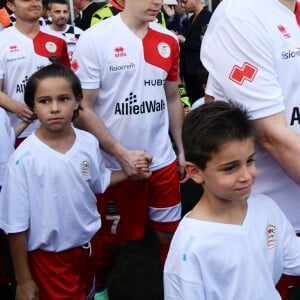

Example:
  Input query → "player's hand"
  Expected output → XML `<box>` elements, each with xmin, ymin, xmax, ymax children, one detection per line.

<box><xmin>177</xmin><ymin>151</ymin><xmax>189</xmax><ymax>183</ymax></box>
<box><xmin>15</xmin><ymin>279</ymin><xmax>39</xmax><ymax>300</ymax></box>
<box><xmin>119</xmin><ymin>149</ymin><xmax>152</xmax><ymax>180</ymax></box>
<box><xmin>135</xmin><ymin>158</ymin><xmax>152</xmax><ymax>179</ymax></box>
<box><xmin>13</xmin><ymin>102</ymin><xmax>35</xmax><ymax>123</ymax></box>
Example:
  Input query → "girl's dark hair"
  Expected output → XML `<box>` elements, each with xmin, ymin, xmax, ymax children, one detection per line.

<box><xmin>24</xmin><ymin>63</ymin><xmax>83</xmax><ymax>119</ymax></box>
<box><xmin>182</xmin><ymin>101</ymin><xmax>255</xmax><ymax>170</ymax></box>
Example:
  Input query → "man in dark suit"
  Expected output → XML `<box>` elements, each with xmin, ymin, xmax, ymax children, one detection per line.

<box><xmin>176</xmin><ymin>0</ymin><xmax>211</xmax><ymax>104</ymax></box>
<box><xmin>73</xmin><ymin>0</ymin><xmax>105</xmax><ymax>30</ymax></box>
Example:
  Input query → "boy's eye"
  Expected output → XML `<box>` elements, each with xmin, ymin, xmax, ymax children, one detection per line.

<box><xmin>39</xmin><ymin>99</ymin><xmax>49</xmax><ymax>104</ymax></box>
<box><xmin>247</xmin><ymin>158</ymin><xmax>255</xmax><ymax>165</ymax></box>
<box><xmin>221</xmin><ymin>164</ymin><xmax>236</xmax><ymax>172</ymax></box>
<box><xmin>59</xmin><ymin>96</ymin><xmax>71</xmax><ymax>102</ymax></box>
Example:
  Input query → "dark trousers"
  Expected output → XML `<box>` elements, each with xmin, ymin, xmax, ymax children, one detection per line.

<box><xmin>184</xmin><ymin>73</ymin><xmax>204</xmax><ymax>105</ymax></box>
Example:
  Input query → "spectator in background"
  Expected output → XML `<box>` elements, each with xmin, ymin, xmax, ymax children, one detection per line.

<box><xmin>176</xmin><ymin>0</ymin><xmax>211</xmax><ymax>104</ymax></box>
<box><xmin>167</xmin><ymin>0</ymin><xmax>189</xmax><ymax>36</ymax></box>
<box><xmin>0</xmin><ymin>0</ymin><xmax>10</xmax><ymax>30</ymax></box>
<box><xmin>91</xmin><ymin>0</ymin><xmax>168</xmax><ymax>28</ymax></box>
<box><xmin>0</xmin><ymin>0</ymin><xmax>69</xmax><ymax>145</ymax></box>
<box><xmin>44</xmin><ymin>0</ymin><xmax>83</xmax><ymax>62</ymax></box>
<box><xmin>201</xmin><ymin>0</ymin><xmax>300</xmax><ymax>298</ymax></box>
<box><xmin>190</xmin><ymin>63</ymin><xmax>208</xmax><ymax>110</ymax></box>
<box><xmin>73</xmin><ymin>0</ymin><xmax>105</xmax><ymax>30</ymax></box>
<box><xmin>161</xmin><ymin>0</ymin><xmax>176</xmax><ymax>29</ymax></box>
<box><xmin>9</xmin><ymin>0</ymin><xmax>51</xmax><ymax>27</ymax></box>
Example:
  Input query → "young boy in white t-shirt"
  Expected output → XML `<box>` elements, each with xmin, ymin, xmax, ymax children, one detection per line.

<box><xmin>164</xmin><ymin>101</ymin><xmax>300</xmax><ymax>300</ymax></box>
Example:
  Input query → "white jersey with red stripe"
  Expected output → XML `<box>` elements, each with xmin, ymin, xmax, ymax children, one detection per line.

<box><xmin>42</xmin><ymin>24</ymin><xmax>83</xmax><ymax>62</ymax></box>
<box><xmin>0</xmin><ymin>128</ymin><xmax>111</xmax><ymax>251</ymax></box>
<box><xmin>72</xmin><ymin>13</ymin><xmax>179</xmax><ymax>171</ymax></box>
<box><xmin>200</xmin><ymin>0</ymin><xmax>300</xmax><ymax>232</ymax></box>
<box><xmin>0</xmin><ymin>26</ymin><xmax>70</xmax><ymax>138</ymax></box>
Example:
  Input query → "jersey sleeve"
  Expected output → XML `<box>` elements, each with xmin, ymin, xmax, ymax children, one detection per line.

<box><xmin>201</xmin><ymin>11</ymin><xmax>284</xmax><ymax>120</ymax></box>
<box><xmin>72</xmin><ymin>28</ymin><xmax>101</xmax><ymax>89</ymax></box>
<box><xmin>0</xmin><ymin>158</ymin><xmax>30</xmax><ymax>233</ymax></box>
<box><xmin>59</xmin><ymin>39</ymin><xmax>71</xmax><ymax>67</ymax></box>
<box><xmin>33</xmin><ymin>31</ymin><xmax>70</xmax><ymax>67</ymax></box>
<box><xmin>167</xmin><ymin>37</ymin><xmax>180</xmax><ymax>82</ymax></box>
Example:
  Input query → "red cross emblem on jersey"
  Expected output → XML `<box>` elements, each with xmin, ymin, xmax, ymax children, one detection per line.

<box><xmin>71</xmin><ymin>59</ymin><xmax>79</xmax><ymax>71</ymax></box>
<box><xmin>229</xmin><ymin>62</ymin><xmax>258</xmax><ymax>85</ymax></box>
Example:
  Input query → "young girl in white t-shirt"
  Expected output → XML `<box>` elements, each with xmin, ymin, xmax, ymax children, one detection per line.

<box><xmin>0</xmin><ymin>63</ymin><xmax>151</xmax><ymax>300</ymax></box>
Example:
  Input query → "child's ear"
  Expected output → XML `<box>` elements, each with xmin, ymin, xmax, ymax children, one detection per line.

<box><xmin>185</xmin><ymin>162</ymin><xmax>204</xmax><ymax>184</ymax></box>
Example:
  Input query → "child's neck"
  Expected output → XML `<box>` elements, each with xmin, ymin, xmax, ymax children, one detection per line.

<box><xmin>188</xmin><ymin>195</ymin><xmax>248</xmax><ymax>225</ymax></box>
<box><xmin>35</xmin><ymin>127</ymin><xmax>76</xmax><ymax>154</ymax></box>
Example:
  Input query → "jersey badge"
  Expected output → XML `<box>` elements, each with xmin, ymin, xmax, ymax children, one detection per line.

<box><xmin>265</xmin><ymin>224</ymin><xmax>276</xmax><ymax>250</ymax></box>
<box><xmin>229</xmin><ymin>62</ymin><xmax>258</xmax><ymax>85</ymax></box>
<box><xmin>158</xmin><ymin>42</ymin><xmax>171</xmax><ymax>58</ymax></box>
<box><xmin>71</xmin><ymin>59</ymin><xmax>79</xmax><ymax>71</ymax></box>
<box><xmin>45</xmin><ymin>41</ymin><xmax>58</xmax><ymax>54</ymax></box>
<box><xmin>277</xmin><ymin>24</ymin><xmax>291</xmax><ymax>39</ymax></box>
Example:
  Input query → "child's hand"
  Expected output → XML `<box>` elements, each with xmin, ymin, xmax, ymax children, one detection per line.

<box><xmin>16</xmin><ymin>279</ymin><xmax>39</xmax><ymax>300</ymax></box>
<box><xmin>134</xmin><ymin>159</ymin><xmax>152</xmax><ymax>179</ymax></box>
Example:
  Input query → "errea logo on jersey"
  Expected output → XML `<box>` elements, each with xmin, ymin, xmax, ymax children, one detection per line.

<box><xmin>114</xmin><ymin>46</ymin><xmax>126</xmax><ymax>58</ymax></box>
<box><xmin>229</xmin><ymin>62</ymin><xmax>258</xmax><ymax>85</ymax></box>
<box><xmin>9</xmin><ymin>45</ymin><xmax>19</xmax><ymax>52</ymax></box>
<box><xmin>277</xmin><ymin>24</ymin><xmax>291</xmax><ymax>39</ymax></box>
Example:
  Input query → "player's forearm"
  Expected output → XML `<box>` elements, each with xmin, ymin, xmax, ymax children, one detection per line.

<box><xmin>168</xmin><ymin>95</ymin><xmax>185</xmax><ymax>156</ymax></box>
<box><xmin>74</xmin><ymin>106</ymin><xmax>123</xmax><ymax>157</ymax></box>
<box><xmin>0</xmin><ymin>91</ymin><xmax>18</xmax><ymax>112</ymax></box>
<box><xmin>110</xmin><ymin>170</ymin><xmax>128</xmax><ymax>187</ymax></box>
<box><xmin>255</xmin><ymin>113</ymin><xmax>300</xmax><ymax>184</ymax></box>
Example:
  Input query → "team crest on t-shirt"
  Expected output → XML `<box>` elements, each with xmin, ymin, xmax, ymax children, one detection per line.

<box><xmin>157</xmin><ymin>42</ymin><xmax>171</xmax><ymax>58</ymax></box>
<box><xmin>265</xmin><ymin>224</ymin><xmax>276</xmax><ymax>250</ymax></box>
<box><xmin>45</xmin><ymin>41</ymin><xmax>57</xmax><ymax>54</ymax></box>
<box><xmin>80</xmin><ymin>160</ymin><xmax>90</xmax><ymax>179</ymax></box>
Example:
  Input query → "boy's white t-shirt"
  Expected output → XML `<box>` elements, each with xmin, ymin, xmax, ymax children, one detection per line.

<box><xmin>164</xmin><ymin>194</ymin><xmax>300</xmax><ymax>300</ymax></box>
<box><xmin>0</xmin><ymin>128</ymin><xmax>111</xmax><ymax>251</ymax></box>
